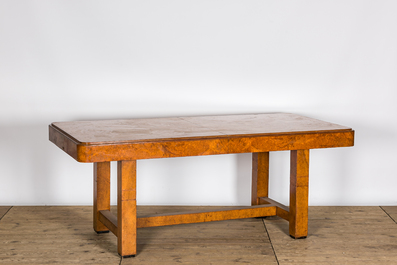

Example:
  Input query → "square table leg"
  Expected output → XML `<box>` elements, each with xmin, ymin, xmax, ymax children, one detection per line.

<box><xmin>93</xmin><ymin>162</ymin><xmax>111</xmax><ymax>233</ymax></box>
<box><xmin>289</xmin><ymin>149</ymin><xmax>309</xmax><ymax>239</ymax></box>
<box><xmin>117</xmin><ymin>160</ymin><xmax>137</xmax><ymax>257</ymax></box>
<box><xmin>252</xmin><ymin>152</ymin><xmax>269</xmax><ymax>205</ymax></box>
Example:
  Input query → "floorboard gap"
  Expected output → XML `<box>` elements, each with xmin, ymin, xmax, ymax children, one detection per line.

<box><xmin>262</xmin><ymin>218</ymin><xmax>279</xmax><ymax>265</ymax></box>
<box><xmin>0</xmin><ymin>206</ymin><xmax>12</xmax><ymax>221</ymax></box>
<box><xmin>380</xmin><ymin>206</ymin><xmax>397</xmax><ymax>224</ymax></box>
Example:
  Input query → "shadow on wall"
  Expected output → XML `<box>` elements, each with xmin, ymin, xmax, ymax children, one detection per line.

<box><xmin>0</xmin><ymin>123</ymin><xmax>94</xmax><ymax>205</ymax></box>
<box><xmin>235</xmin><ymin>153</ymin><xmax>252</xmax><ymax>205</ymax></box>
<box><xmin>136</xmin><ymin>153</ymin><xmax>254</xmax><ymax>206</ymax></box>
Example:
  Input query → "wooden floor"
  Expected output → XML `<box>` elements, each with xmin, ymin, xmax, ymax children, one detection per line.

<box><xmin>1</xmin><ymin>206</ymin><xmax>397</xmax><ymax>264</ymax></box>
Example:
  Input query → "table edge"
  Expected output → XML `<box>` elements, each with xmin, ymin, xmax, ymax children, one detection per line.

<box><xmin>49</xmin><ymin>124</ymin><xmax>354</xmax><ymax>162</ymax></box>
<box><xmin>50</xmin><ymin>123</ymin><xmax>353</xmax><ymax>146</ymax></box>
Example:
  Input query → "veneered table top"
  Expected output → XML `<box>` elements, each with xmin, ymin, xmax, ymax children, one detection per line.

<box><xmin>51</xmin><ymin>113</ymin><xmax>352</xmax><ymax>145</ymax></box>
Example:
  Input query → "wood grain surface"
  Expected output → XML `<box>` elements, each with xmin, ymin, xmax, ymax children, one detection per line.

<box><xmin>136</xmin><ymin>205</ymin><xmax>277</xmax><ymax>228</ymax></box>
<box><xmin>46</xmin><ymin>113</ymin><xmax>356</xmax><ymax>259</ymax></box>
<box><xmin>49</xmin><ymin>113</ymin><xmax>354</xmax><ymax>162</ymax></box>
<box><xmin>289</xmin><ymin>149</ymin><xmax>310</xmax><ymax>238</ymax></box>
<box><xmin>252</xmin><ymin>152</ymin><xmax>269</xmax><ymax>205</ymax></box>
<box><xmin>117</xmin><ymin>160</ymin><xmax>137</xmax><ymax>257</ymax></box>
<box><xmin>93</xmin><ymin>162</ymin><xmax>111</xmax><ymax>233</ymax></box>
<box><xmin>51</xmin><ymin>113</ymin><xmax>351</xmax><ymax>144</ymax></box>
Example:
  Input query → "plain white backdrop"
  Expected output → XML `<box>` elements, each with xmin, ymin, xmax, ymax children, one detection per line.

<box><xmin>0</xmin><ymin>1</ymin><xmax>396</xmax><ymax>206</ymax></box>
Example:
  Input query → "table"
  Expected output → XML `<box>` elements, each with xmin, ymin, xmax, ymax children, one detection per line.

<box><xmin>49</xmin><ymin>113</ymin><xmax>354</xmax><ymax>257</ymax></box>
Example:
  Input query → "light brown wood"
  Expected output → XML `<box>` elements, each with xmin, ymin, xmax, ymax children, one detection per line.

<box><xmin>49</xmin><ymin>113</ymin><xmax>354</xmax><ymax>162</ymax></box>
<box><xmin>289</xmin><ymin>149</ymin><xmax>309</xmax><ymax>238</ymax></box>
<box><xmin>137</xmin><ymin>205</ymin><xmax>276</xmax><ymax>228</ymax></box>
<box><xmin>98</xmin><ymin>205</ymin><xmax>278</xmax><ymax>229</ymax></box>
<box><xmin>99</xmin><ymin>210</ymin><xmax>118</xmax><ymax>236</ymax></box>
<box><xmin>48</xmin><ymin>113</ymin><xmax>355</xmax><ymax>257</ymax></box>
<box><xmin>51</xmin><ymin>113</ymin><xmax>352</xmax><ymax>144</ymax></box>
<box><xmin>252</xmin><ymin>152</ymin><xmax>269</xmax><ymax>205</ymax></box>
<box><xmin>93</xmin><ymin>162</ymin><xmax>110</xmax><ymax>233</ymax></box>
<box><xmin>117</xmin><ymin>160</ymin><xmax>137</xmax><ymax>257</ymax></box>
<box><xmin>51</xmin><ymin>130</ymin><xmax>354</xmax><ymax>163</ymax></box>
<box><xmin>259</xmin><ymin>197</ymin><xmax>289</xmax><ymax>221</ymax></box>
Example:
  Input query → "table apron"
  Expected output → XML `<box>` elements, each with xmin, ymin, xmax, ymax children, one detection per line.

<box><xmin>72</xmin><ymin>131</ymin><xmax>354</xmax><ymax>162</ymax></box>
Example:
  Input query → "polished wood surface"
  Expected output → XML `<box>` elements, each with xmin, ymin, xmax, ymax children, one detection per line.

<box><xmin>289</xmin><ymin>149</ymin><xmax>310</xmax><ymax>238</ymax></box>
<box><xmin>260</xmin><ymin>197</ymin><xmax>290</xmax><ymax>221</ymax></box>
<box><xmin>93</xmin><ymin>162</ymin><xmax>110</xmax><ymax>233</ymax></box>
<box><xmin>48</xmin><ymin>113</ymin><xmax>355</xmax><ymax>258</ymax></box>
<box><xmin>137</xmin><ymin>205</ymin><xmax>277</xmax><ymax>228</ymax></box>
<box><xmin>51</xmin><ymin>113</ymin><xmax>351</xmax><ymax>144</ymax></box>
<box><xmin>117</xmin><ymin>160</ymin><xmax>137</xmax><ymax>257</ymax></box>
<box><xmin>49</xmin><ymin>113</ymin><xmax>354</xmax><ymax>162</ymax></box>
<box><xmin>98</xmin><ymin>210</ymin><xmax>118</xmax><ymax>236</ymax></box>
<box><xmin>71</xmin><ymin>131</ymin><xmax>353</xmax><ymax>162</ymax></box>
<box><xmin>252</xmin><ymin>152</ymin><xmax>269</xmax><ymax>205</ymax></box>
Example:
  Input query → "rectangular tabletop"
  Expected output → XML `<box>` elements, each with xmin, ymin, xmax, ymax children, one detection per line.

<box><xmin>49</xmin><ymin>113</ymin><xmax>354</xmax><ymax>162</ymax></box>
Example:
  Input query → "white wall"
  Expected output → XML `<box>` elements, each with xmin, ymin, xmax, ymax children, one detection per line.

<box><xmin>1</xmin><ymin>1</ymin><xmax>396</xmax><ymax>206</ymax></box>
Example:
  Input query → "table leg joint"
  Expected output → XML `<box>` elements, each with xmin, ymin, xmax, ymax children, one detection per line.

<box><xmin>259</xmin><ymin>197</ymin><xmax>290</xmax><ymax>221</ymax></box>
<box><xmin>98</xmin><ymin>210</ymin><xmax>118</xmax><ymax>236</ymax></box>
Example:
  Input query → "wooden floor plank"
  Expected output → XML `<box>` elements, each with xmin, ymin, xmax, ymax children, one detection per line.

<box><xmin>0</xmin><ymin>206</ymin><xmax>12</xmax><ymax>220</ymax></box>
<box><xmin>0</xmin><ymin>206</ymin><xmax>277</xmax><ymax>264</ymax></box>
<box><xmin>264</xmin><ymin>206</ymin><xmax>397</xmax><ymax>264</ymax></box>
<box><xmin>0</xmin><ymin>206</ymin><xmax>120</xmax><ymax>264</ymax></box>
<box><xmin>123</xmin><ymin>206</ymin><xmax>277</xmax><ymax>264</ymax></box>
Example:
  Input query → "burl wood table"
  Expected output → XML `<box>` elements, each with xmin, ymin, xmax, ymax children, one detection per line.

<box><xmin>49</xmin><ymin>113</ymin><xmax>354</xmax><ymax>257</ymax></box>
